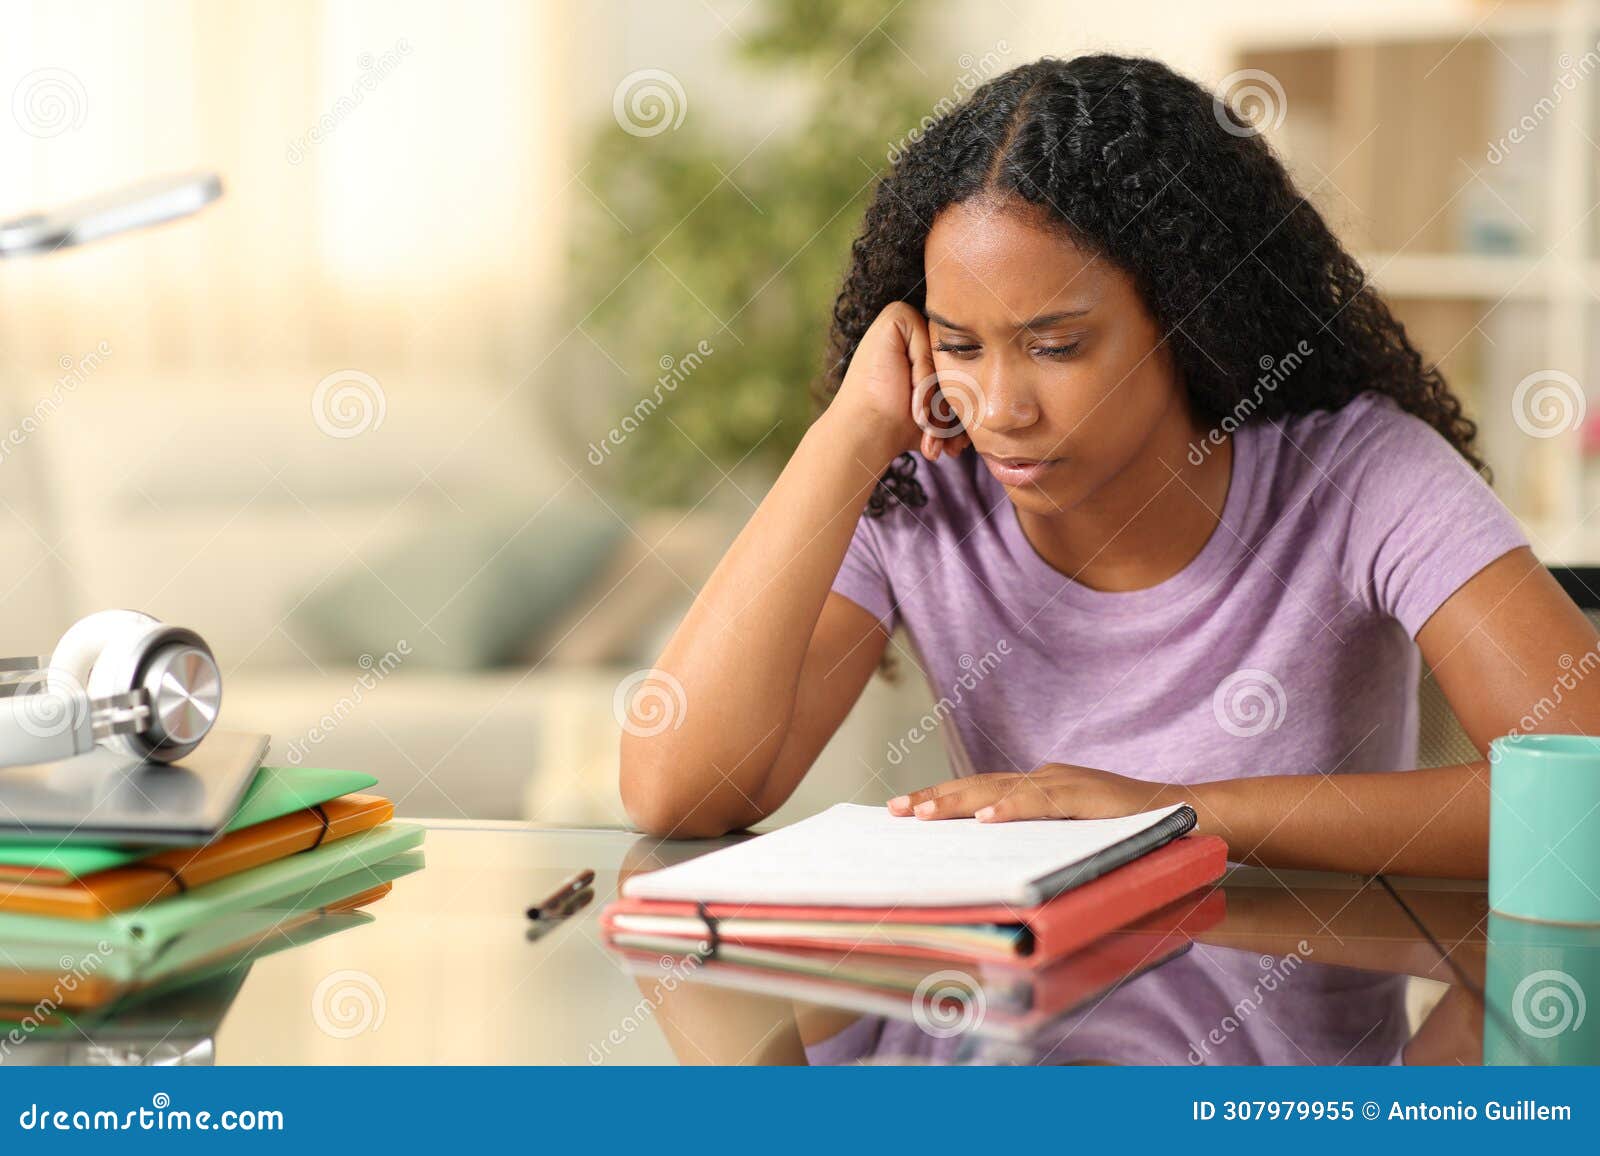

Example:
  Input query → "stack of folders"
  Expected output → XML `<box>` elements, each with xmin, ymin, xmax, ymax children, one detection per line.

<box><xmin>611</xmin><ymin>889</ymin><xmax>1227</xmax><ymax>1043</ymax></box>
<box><xmin>603</xmin><ymin>803</ymin><xmax>1226</xmax><ymax>1037</ymax></box>
<box><xmin>0</xmin><ymin>762</ymin><xmax>424</xmax><ymax>1039</ymax></box>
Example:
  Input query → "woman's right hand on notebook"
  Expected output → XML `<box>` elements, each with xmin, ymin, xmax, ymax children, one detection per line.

<box><xmin>830</xmin><ymin>302</ymin><xmax>974</xmax><ymax>465</ymax></box>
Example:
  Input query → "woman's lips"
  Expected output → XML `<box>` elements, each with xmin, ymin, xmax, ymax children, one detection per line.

<box><xmin>981</xmin><ymin>453</ymin><xmax>1062</xmax><ymax>486</ymax></box>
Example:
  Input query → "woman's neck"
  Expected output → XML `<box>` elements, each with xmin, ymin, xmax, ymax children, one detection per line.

<box><xmin>1013</xmin><ymin>403</ymin><xmax>1234</xmax><ymax>593</ymax></box>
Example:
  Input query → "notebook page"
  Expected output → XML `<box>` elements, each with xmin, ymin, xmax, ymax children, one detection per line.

<box><xmin>623</xmin><ymin>802</ymin><xmax>1189</xmax><ymax>907</ymax></box>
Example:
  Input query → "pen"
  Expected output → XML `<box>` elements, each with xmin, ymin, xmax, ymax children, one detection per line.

<box><xmin>524</xmin><ymin>887</ymin><xmax>594</xmax><ymax>942</ymax></box>
<box><xmin>526</xmin><ymin>868</ymin><xmax>595</xmax><ymax>920</ymax></box>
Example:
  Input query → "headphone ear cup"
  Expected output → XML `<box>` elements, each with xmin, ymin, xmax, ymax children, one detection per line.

<box><xmin>84</xmin><ymin>620</ymin><xmax>169</xmax><ymax>759</ymax></box>
<box><xmin>48</xmin><ymin>610</ymin><xmax>159</xmax><ymax>692</ymax></box>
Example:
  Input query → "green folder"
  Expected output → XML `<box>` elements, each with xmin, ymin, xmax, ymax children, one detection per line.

<box><xmin>0</xmin><ymin>822</ymin><xmax>426</xmax><ymax>961</ymax></box>
<box><xmin>1</xmin><ymin>850</ymin><xmax>424</xmax><ymax>1038</ymax></box>
<box><xmin>0</xmin><ymin>848</ymin><xmax>424</xmax><ymax>984</ymax></box>
<box><xmin>0</xmin><ymin>764</ymin><xmax>380</xmax><ymax>880</ymax></box>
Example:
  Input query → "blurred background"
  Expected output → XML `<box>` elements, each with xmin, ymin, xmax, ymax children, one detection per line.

<box><xmin>1</xmin><ymin>0</ymin><xmax>1595</xmax><ymax>828</ymax></box>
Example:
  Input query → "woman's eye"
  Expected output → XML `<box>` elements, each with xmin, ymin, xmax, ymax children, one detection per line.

<box><xmin>933</xmin><ymin>342</ymin><xmax>980</xmax><ymax>356</ymax></box>
<box><xmin>1033</xmin><ymin>343</ymin><xmax>1081</xmax><ymax>360</ymax></box>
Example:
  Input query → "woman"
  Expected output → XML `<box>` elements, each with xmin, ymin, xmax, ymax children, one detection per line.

<box><xmin>619</xmin><ymin>54</ymin><xmax>1600</xmax><ymax>876</ymax></box>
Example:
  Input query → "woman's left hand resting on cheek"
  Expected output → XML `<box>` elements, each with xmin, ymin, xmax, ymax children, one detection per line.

<box><xmin>889</xmin><ymin>764</ymin><xmax>1175</xmax><ymax>823</ymax></box>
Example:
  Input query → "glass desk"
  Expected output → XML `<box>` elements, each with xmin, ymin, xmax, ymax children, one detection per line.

<box><xmin>2</xmin><ymin>819</ymin><xmax>1589</xmax><ymax>1066</ymax></box>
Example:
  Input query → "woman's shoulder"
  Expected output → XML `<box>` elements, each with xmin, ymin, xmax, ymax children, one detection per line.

<box><xmin>1251</xmin><ymin>396</ymin><xmax>1524</xmax><ymax>635</ymax></box>
<box><xmin>1254</xmin><ymin>391</ymin><xmax>1470</xmax><ymax>487</ymax></box>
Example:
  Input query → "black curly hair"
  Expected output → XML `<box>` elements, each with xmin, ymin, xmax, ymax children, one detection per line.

<box><xmin>820</xmin><ymin>53</ymin><xmax>1482</xmax><ymax>515</ymax></box>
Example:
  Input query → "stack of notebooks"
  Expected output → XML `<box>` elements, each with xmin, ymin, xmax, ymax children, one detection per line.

<box><xmin>0</xmin><ymin>758</ymin><xmax>424</xmax><ymax>1044</ymax></box>
<box><xmin>603</xmin><ymin>802</ymin><xmax>1227</xmax><ymax>1039</ymax></box>
<box><xmin>611</xmin><ymin>889</ymin><xmax>1226</xmax><ymax>1042</ymax></box>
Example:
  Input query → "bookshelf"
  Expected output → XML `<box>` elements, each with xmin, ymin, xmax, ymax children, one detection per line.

<box><xmin>1230</xmin><ymin>0</ymin><xmax>1600</xmax><ymax>560</ymax></box>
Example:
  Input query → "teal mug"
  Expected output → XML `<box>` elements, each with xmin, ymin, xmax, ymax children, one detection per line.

<box><xmin>1490</xmin><ymin>734</ymin><xmax>1600</xmax><ymax>925</ymax></box>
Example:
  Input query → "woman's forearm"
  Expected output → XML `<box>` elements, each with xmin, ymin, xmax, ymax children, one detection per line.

<box><xmin>619</xmin><ymin>410</ymin><xmax>898</xmax><ymax>836</ymax></box>
<box><xmin>1188</xmin><ymin>762</ymin><xmax>1490</xmax><ymax>878</ymax></box>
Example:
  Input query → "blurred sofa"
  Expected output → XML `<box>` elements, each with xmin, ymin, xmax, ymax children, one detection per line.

<box><xmin>0</xmin><ymin>372</ymin><xmax>945</xmax><ymax>825</ymax></box>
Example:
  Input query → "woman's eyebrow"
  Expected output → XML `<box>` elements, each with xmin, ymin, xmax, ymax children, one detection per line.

<box><xmin>924</xmin><ymin>309</ymin><xmax>971</xmax><ymax>331</ymax></box>
<box><xmin>1018</xmin><ymin>307</ymin><xmax>1093</xmax><ymax>328</ymax></box>
<box><xmin>924</xmin><ymin>306</ymin><xmax>1093</xmax><ymax>332</ymax></box>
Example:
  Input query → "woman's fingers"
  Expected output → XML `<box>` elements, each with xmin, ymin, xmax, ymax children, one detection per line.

<box><xmin>888</xmin><ymin>781</ymin><xmax>951</xmax><ymax>815</ymax></box>
<box><xmin>900</xmin><ymin>311</ymin><xmax>976</xmax><ymax>461</ymax></box>
<box><xmin>974</xmin><ymin>788</ymin><xmax>1057</xmax><ymax>822</ymax></box>
<box><xmin>890</xmin><ymin>774</ymin><xmax>1074</xmax><ymax>822</ymax></box>
<box><xmin>913</xmin><ymin>783</ymin><xmax>1001</xmax><ymax>818</ymax></box>
<box><xmin>890</xmin><ymin>776</ymin><xmax>984</xmax><ymax>815</ymax></box>
<box><xmin>902</xmin><ymin>306</ymin><xmax>938</xmax><ymax>394</ymax></box>
<box><xmin>921</xmin><ymin>421</ymin><xmax>970</xmax><ymax>460</ymax></box>
<box><xmin>978</xmin><ymin>778</ymin><xmax>1079</xmax><ymax>822</ymax></box>
<box><xmin>890</xmin><ymin>765</ymin><xmax>1159</xmax><ymax>823</ymax></box>
<box><xmin>888</xmin><ymin>774</ymin><xmax>1023</xmax><ymax>819</ymax></box>
<box><xmin>905</xmin><ymin>309</ymin><xmax>939</xmax><ymax>453</ymax></box>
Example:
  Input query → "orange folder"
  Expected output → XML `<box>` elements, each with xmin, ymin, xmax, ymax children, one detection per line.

<box><xmin>0</xmin><ymin>794</ymin><xmax>393</xmax><ymax>921</ymax></box>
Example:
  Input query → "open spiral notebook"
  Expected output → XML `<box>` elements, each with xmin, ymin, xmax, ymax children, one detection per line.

<box><xmin>607</xmin><ymin>803</ymin><xmax>1225</xmax><ymax>966</ymax></box>
<box><xmin>623</xmin><ymin>802</ymin><xmax>1199</xmax><ymax>908</ymax></box>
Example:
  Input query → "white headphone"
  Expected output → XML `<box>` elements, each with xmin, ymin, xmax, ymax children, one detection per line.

<box><xmin>0</xmin><ymin>610</ymin><xmax>222</xmax><ymax>767</ymax></box>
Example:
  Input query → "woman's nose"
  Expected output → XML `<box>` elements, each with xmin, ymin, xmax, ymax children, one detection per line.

<box><xmin>978</xmin><ymin>369</ymin><xmax>1040</xmax><ymax>435</ymax></box>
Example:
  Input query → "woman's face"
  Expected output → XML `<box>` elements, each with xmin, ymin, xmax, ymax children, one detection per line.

<box><xmin>923</xmin><ymin>196</ymin><xmax>1191</xmax><ymax>516</ymax></box>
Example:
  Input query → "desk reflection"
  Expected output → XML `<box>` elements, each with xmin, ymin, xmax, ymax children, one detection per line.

<box><xmin>613</xmin><ymin>836</ymin><xmax>1489</xmax><ymax>1066</ymax></box>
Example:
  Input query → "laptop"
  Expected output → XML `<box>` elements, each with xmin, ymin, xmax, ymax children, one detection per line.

<box><xmin>0</xmin><ymin>731</ymin><xmax>269</xmax><ymax>845</ymax></box>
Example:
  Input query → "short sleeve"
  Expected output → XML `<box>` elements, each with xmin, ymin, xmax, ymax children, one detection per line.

<box><xmin>830</xmin><ymin>513</ymin><xmax>900</xmax><ymax>633</ymax></box>
<box><xmin>1329</xmin><ymin>396</ymin><xmax>1528</xmax><ymax>638</ymax></box>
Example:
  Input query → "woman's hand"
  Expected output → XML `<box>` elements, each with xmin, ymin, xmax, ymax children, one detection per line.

<box><xmin>887</xmin><ymin>765</ymin><xmax>1180</xmax><ymax>823</ymax></box>
<box><xmin>829</xmin><ymin>301</ymin><xmax>974</xmax><ymax>466</ymax></box>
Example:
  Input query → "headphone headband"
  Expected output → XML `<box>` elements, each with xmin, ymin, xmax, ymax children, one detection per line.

<box><xmin>0</xmin><ymin>612</ymin><xmax>220</xmax><ymax>768</ymax></box>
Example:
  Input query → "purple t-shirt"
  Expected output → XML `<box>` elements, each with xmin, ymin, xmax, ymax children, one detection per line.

<box><xmin>803</xmin><ymin>945</ymin><xmax>1412</xmax><ymax>1066</ymax></box>
<box><xmin>830</xmin><ymin>393</ymin><xmax>1527</xmax><ymax>783</ymax></box>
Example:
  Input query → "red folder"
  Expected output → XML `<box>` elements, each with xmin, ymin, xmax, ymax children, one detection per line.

<box><xmin>602</xmin><ymin>833</ymin><xmax>1227</xmax><ymax>968</ymax></box>
<box><xmin>606</xmin><ymin>888</ymin><xmax>1227</xmax><ymax>1041</ymax></box>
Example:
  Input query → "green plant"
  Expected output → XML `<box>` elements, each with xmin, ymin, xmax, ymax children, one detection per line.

<box><xmin>570</xmin><ymin>0</ymin><xmax>960</xmax><ymax>505</ymax></box>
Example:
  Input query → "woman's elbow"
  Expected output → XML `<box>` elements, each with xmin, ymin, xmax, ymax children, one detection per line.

<box><xmin>619</xmin><ymin>742</ymin><xmax>737</xmax><ymax>839</ymax></box>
